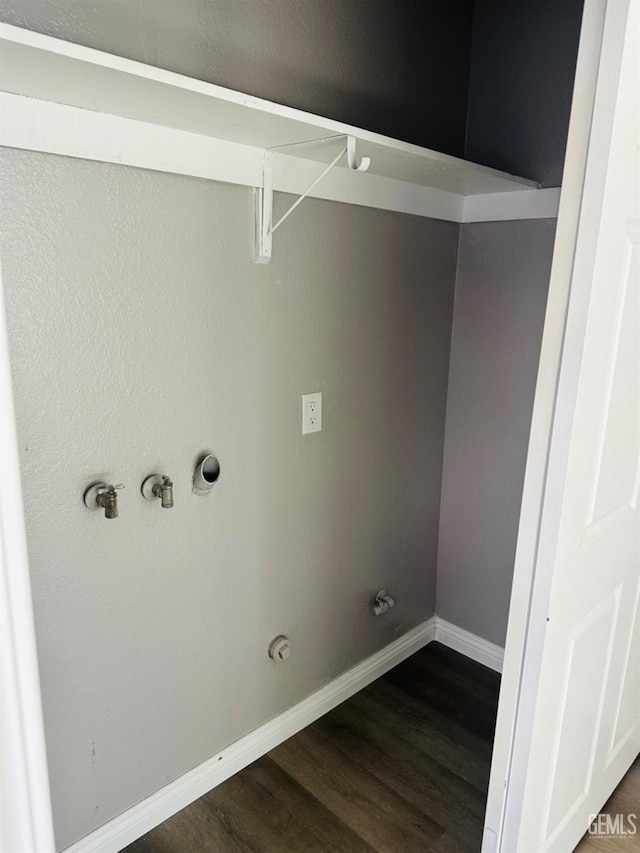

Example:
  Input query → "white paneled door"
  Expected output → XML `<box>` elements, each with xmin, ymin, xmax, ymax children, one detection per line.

<box><xmin>486</xmin><ymin>1</ymin><xmax>640</xmax><ymax>851</ymax></box>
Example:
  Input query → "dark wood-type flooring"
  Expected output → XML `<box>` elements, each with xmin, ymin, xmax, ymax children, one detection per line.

<box><xmin>123</xmin><ymin>643</ymin><xmax>500</xmax><ymax>853</ymax></box>
<box><xmin>121</xmin><ymin>642</ymin><xmax>640</xmax><ymax>852</ymax></box>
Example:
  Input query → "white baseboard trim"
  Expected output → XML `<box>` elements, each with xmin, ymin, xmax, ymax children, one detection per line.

<box><xmin>434</xmin><ymin>616</ymin><xmax>505</xmax><ymax>673</ymax></box>
<box><xmin>63</xmin><ymin>615</ymin><xmax>504</xmax><ymax>853</ymax></box>
<box><xmin>63</xmin><ymin>617</ymin><xmax>436</xmax><ymax>853</ymax></box>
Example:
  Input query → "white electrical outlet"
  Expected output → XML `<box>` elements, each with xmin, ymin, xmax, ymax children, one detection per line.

<box><xmin>302</xmin><ymin>392</ymin><xmax>322</xmax><ymax>434</ymax></box>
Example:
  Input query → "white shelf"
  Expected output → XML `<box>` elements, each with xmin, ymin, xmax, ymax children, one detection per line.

<box><xmin>0</xmin><ymin>23</ymin><xmax>559</xmax><ymax>227</ymax></box>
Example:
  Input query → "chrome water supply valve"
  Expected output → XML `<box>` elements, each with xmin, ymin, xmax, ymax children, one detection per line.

<box><xmin>141</xmin><ymin>474</ymin><xmax>174</xmax><ymax>508</ymax></box>
<box><xmin>372</xmin><ymin>589</ymin><xmax>396</xmax><ymax>616</ymax></box>
<box><xmin>84</xmin><ymin>482</ymin><xmax>125</xmax><ymax>519</ymax></box>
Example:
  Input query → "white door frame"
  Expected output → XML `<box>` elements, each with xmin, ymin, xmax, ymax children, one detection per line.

<box><xmin>483</xmin><ymin>1</ymin><xmax>637</xmax><ymax>849</ymax></box>
<box><xmin>0</xmin><ymin>256</ymin><xmax>55</xmax><ymax>851</ymax></box>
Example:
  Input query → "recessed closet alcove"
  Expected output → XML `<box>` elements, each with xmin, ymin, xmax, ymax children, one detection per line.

<box><xmin>5</xmin><ymin>1</ymin><xmax>635</xmax><ymax>852</ymax></box>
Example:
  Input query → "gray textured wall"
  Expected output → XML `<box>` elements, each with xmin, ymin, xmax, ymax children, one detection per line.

<box><xmin>0</xmin><ymin>0</ymin><xmax>474</xmax><ymax>157</ymax></box>
<box><xmin>0</xmin><ymin>148</ymin><xmax>456</xmax><ymax>849</ymax></box>
<box><xmin>465</xmin><ymin>0</ymin><xmax>584</xmax><ymax>186</ymax></box>
<box><xmin>437</xmin><ymin>220</ymin><xmax>557</xmax><ymax>647</ymax></box>
<box><xmin>0</xmin><ymin>4</ymin><xmax>581</xmax><ymax>845</ymax></box>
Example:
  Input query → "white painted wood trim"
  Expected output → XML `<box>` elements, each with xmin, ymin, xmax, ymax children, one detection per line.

<box><xmin>0</xmin><ymin>93</ymin><xmax>557</xmax><ymax>226</ymax></box>
<box><xmin>0</xmin><ymin>93</ymin><xmax>265</xmax><ymax>191</ymax></box>
<box><xmin>271</xmin><ymin>147</ymin><xmax>465</xmax><ymax>223</ymax></box>
<box><xmin>0</xmin><ymin>259</ymin><xmax>55</xmax><ymax>849</ymax></box>
<box><xmin>463</xmin><ymin>188</ymin><xmax>560</xmax><ymax>223</ymax></box>
<box><xmin>62</xmin><ymin>617</ymin><xmax>436</xmax><ymax>853</ymax></box>
<box><xmin>435</xmin><ymin>617</ymin><xmax>504</xmax><ymax>673</ymax></box>
<box><xmin>482</xmin><ymin>2</ymin><xmax>617</xmax><ymax>850</ymax></box>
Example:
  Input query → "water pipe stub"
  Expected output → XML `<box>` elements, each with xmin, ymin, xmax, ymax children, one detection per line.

<box><xmin>193</xmin><ymin>454</ymin><xmax>221</xmax><ymax>495</ymax></box>
<box><xmin>268</xmin><ymin>635</ymin><xmax>290</xmax><ymax>662</ymax></box>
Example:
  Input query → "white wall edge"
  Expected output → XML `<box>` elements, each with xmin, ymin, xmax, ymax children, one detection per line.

<box><xmin>1</xmin><ymin>93</ymin><xmax>554</xmax><ymax>226</ymax></box>
<box><xmin>0</xmin><ymin>246</ymin><xmax>55</xmax><ymax>849</ymax></box>
<box><xmin>435</xmin><ymin>617</ymin><xmax>505</xmax><ymax>673</ymax></box>
<box><xmin>63</xmin><ymin>617</ymin><xmax>436</xmax><ymax>853</ymax></box>
<box><xmin>463</xmin><ymin>188</ymin><xmax>561</xmax><ymax>223</ymax></box>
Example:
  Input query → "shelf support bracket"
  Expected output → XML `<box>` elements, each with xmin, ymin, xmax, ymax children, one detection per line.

<box><xmin>254</xmin><ymin>135</ymin><xmax>370</xmax><ymax>264</ymax></box>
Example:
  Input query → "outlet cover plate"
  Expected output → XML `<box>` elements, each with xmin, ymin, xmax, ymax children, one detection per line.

<box><xmin>302</xmin><ymin>392</ymin><xmax>322</xmax><ymax>434</ymax></box>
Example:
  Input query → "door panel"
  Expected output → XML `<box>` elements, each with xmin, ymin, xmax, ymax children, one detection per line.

<box><xmin>607</xmin><ymin>579</ymin><xmax>640</xmax><ymax>764</ymax></box>
<box><xmin>494</xmin><ymin>1</ymin><xmax>640</xmax><ymax>851</ymax></box>
<box><xmin>585</xmin><ymin>226</ymin><xmax>640</xmax><ymax>533</ymax></box>
<box><xmin>544</xmin><ymin>588</ymin><xmax>621</xmax><ymax>840</ymax></box>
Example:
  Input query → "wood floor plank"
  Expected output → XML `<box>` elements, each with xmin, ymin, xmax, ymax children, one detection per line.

<box><xmin>203</xmin><ymin>755</ymin><xmax>378</xmax><ymax>853</ymax></box>
<box><xmin>381</xmin><ymin>647</ymin><xmax>499</xmax><ymax>743</ymax></box>
<box><xmin>417</xmin><ymin>643</ymin><xmax>502</xmax><ymax>697</ymax></box>
<box><xmin>390</xmin><ymin>644</ymin><xmax>501</xmax><ymax>709</ymax></box>
<box><xmin>122</xmin><ymin>839</ymin><xmax>157</xmax><ymax>853</ymax></box>
<box><xmin>427</xmin><ymin>832</ymin><xmax>482</xmax><ymax>853</ymax></box>
<box><xmin>368</xmin><ymin>663</ymin><xmax>497</xmax><ymax>755</ymax></box>
<box><xmin>125</xmin><ymin>794</ymin><xmax>258</xmax><ymax>853</ymax></box>
<box><xmin>357</xmin><ymin>678</ymin><xmax>492</xmax><ymax>792</ymax></box>
<box><xmin>270</xmin><ymin>727</ymin><xmax>445</xmax><ymax>853</ymax></box>
<box><xmin>314</xmin><ymin>698</ymin><xmax>486</xmax><ymax>847</ymax></box>
<box><xmin>327</xmin><ymin>692</ymin><xmax>489</xmax><ymax>823</ymax></box>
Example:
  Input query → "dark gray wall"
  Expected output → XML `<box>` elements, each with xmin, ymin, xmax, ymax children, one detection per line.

<box><xmin>465</xmin><ymin>0</ymin><xmax>584</xmax><ymax>186</ymax></box>
<box><xmin>0</xmin><ymin>0</ymin><xmax>586</xmax><ymax>180</ymax></box>
<box><xmin>437</xmin><ymin>219</ymin><xmax>557</xmax><ymax>647</ymax></box>
<box><xmin>0</xmin><ymin>0</ymin><xmax>474</xmax><ymax>157</ymax></box>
